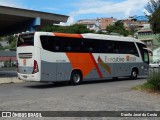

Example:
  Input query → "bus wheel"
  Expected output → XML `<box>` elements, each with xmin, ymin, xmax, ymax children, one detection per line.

<box><xmin>112</xmin><ymin>77</ymin><xmax>118</xmax><ymax>80</ymax></box>
<box><xmin>130</xmin><ymin>69</ymin><xmax>138</xmax><ymax>80</ymax></box>
<box><xmin>70</xmin><ymin>71</ymin><xmax>82</xmax><ymax>85</ymax></box>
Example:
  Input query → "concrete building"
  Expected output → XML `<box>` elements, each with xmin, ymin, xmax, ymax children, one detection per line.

<box><xmin>0</xmin><ymin>5</ymin><xmax>69</xmax><ymax>35</ymax></box>
<box><xmin>77</xmin><ymin>19</ymin><xmax>100</xmax><ymax>32</ymax></box>
<box><xmin>0</xmin><ymin>51</ymin><xmax>16</xmax><ymax>68</ymax></box>
<box><xmin>121</xmin><ymin>16</ymin><xmax>150</xmax><ymax>32</ymax></box>
<box><xmin>137</xmin><ymin>30</ymin><xmax>160</xmax><ymax>62</ymax></box>
<box><xmin>76</xmin><ymin>18</ymin><xmax>116</xmax><ymax>32</ymax></box>
<box><xmin>100</xmin><ymin>18</ymin><xmax>116</xmax><ymax>31</ymax></box>
<box><xmin>136</xmin><ymin>29</ymin><xmax>153</xmax><ymax>48</ymax></box>
<box><xmin>122</xmin><ymin>20</ymin><xmax>149</xmax><ymax>32</ymax></box>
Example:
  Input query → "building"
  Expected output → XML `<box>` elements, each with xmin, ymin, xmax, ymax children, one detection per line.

<box><xmin>77</xmin><ymin>19</ymin><xmax>100</xmax><ymax>32</ymax></box>
<box><xmin>133</xmin><ymin>16</ymin><xmax>149</xmax><ymax>22</ymax></box>
<box><xmin>76</xmin><ymin>17</ymin><xmax>116</xmax><ymax>32</ymax></box>
<box><xmin>122</xmin><ymin>20</ymin><xmax>150</xmax><ymax>32</ymax></box>
<box><xmin>136</xmin><ymin>29</ymin><xmax>153</xmax><ymax>48</ymax></box>
<box><xmin>100</xmin><ymin>18</ymin><xmax>116</xmax><ymax>31</ymax></box>
<box><xmin>121</xmin><ymin>16</ymin><xmax>150</xmax><ymax>32</ymax></box>
<box><xmin>0</xmin><ymin>51</ymin><xmax>16</xmax><ymax>68</ymax></box>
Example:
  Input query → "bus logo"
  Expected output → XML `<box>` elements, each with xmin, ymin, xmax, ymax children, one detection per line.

<box><xmin>126</xmin><ymin>56</ymin><xmax>130</xmax><ymax>61</ymax></box>
<box><xmin>23</xmin><ymin>59</ymin><xmax>26</xmax><ymax>66</ymax></box>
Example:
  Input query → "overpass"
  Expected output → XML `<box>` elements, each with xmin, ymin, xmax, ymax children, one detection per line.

<box><xmin>0</xmin><ymin>5</ymin><xmax>69</xmax><ymax>35</ymax></box>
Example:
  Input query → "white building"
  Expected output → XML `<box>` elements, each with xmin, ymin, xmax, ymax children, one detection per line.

<box><xmin>77</xmin><ymin>19</ymin><xmax>100</xmax><ymax>32</ymax></box>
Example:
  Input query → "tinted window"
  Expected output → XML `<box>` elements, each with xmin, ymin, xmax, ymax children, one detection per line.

<box><xmin>40</xmin><ymin>35</ymin><xmax>139</xmax><ymax>56</ymax></box>
<box><xmin>17</xmin><ymin>33</ymin><xmax>34</xmax><ymax>47</ymax></box>
<box><xmin>40</xmin><ymin>36</ymin><xmax>83</xmax><ymax>52</ymax></box>
<box><xmin>98</xmin><ymin>40</ymin><xmax>114</xmax><ymax>53</ymax></box>
<box><xmin>115</xmin><ymin>41</ymin><xmax>139</xmax><ymax>56</ymax></box>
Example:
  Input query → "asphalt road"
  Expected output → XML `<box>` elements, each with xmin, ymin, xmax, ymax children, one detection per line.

<box><xmin>0</xmin><ymin>77</ymin><xmax>160</xmax><ymax>119</ymax></box>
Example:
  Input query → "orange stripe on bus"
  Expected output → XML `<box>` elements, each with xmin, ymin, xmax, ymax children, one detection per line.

<box><xmin>54</xmin><ymin>33</ymin><xmax>82</xmax><ymax>38</ymax></box>
<box><xmin>89</xmin><ymin>54</ymin><xmax>103</xmax><ymax>78</ymax></box>
<box><xmin>66</xmin><ymin>53</ymin><xmax>95</xmax><ymax>78</ymax></box>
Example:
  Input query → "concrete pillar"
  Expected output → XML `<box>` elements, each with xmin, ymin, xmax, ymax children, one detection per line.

<box><xmin>29</xmin><ymin>17</ymin><xmax>41</xmax><ymax>31</ymax></box>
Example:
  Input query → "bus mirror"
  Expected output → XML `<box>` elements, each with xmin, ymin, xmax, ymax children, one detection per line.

<box><xmin>143</xmin><ymin>48</ymin><xmax>153</xmax><ymax>56</ymax></box>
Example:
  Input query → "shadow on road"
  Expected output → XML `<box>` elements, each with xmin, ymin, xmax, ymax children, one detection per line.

<box><xmin>24</xmin><ymin>76</ymin><xmax>147</xmax><ymax>89</ymax></box>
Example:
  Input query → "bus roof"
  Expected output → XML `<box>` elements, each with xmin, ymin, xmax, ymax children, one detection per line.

<box><xmin>82</xmin><ymin>33</ymin><xmax>144</xmax><ymax>44</ymax></box>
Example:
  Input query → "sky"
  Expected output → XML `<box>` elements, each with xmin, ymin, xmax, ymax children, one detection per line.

<box><xmin>0</xmin><ymin>0</ymin><xmax>149</xmax><ymax>25</ymax></box>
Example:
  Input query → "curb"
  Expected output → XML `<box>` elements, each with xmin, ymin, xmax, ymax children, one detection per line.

<box><xmin>0</xmin><ymin>77</ymin><xmax>24</xmax><ymax>84</ymax></box>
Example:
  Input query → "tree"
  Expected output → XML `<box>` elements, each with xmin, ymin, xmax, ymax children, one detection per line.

<box><xmin>145</xmin><ymin>0</ymin><xmax>160</xmax><ymax>14</ymax></box>
<box><xmin>1</xmin><ymin>35</ymin><xmax>17</xmax><ymax>50</ymax></box>
<box><xmin>106</xmin><ymin>21</ymin><xmax>130</xmax><ymax>36</ymax></box>
<box><xmin>149</xmin><ymin>7</ymin><xmax>160</xmax><ymax>33</ymax></box>
<box><xmin>145</xmin><ymin>0</ymin><xmax>160</xmax><ymax>33</ymax></box>
<box><xmin>6</xmin><ymin>35</ymin><xmax>16</xmax><ymax>44</ymax></box>
<box><xmin>40</xmin><ymin>24</ymin><xmax>94</xmax><ymax>34</ymax></box>
<box><xmin>0</xmin><ymin>43</ymin><xmax>4</xmax><ymax>50</ymax></box>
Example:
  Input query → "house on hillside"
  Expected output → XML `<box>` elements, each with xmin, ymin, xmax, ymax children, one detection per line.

<box><xmin>76</xmin><ymin>17</ymin><xmax>117</xmax><ymax>32</ymax></box>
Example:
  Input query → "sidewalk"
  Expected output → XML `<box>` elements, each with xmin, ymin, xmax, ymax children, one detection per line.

<box><xmin>0</xmin><ymin>77</ymin><xmax>24</xmax><ymax>84</ymax></box>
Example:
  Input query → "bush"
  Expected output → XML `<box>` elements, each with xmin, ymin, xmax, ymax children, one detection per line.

<box><xmin>4</xmin><ymin>61</ymin><xmax>11</xmax><ymax>67</ymax></box>
<box><xmin>147</xmin><ymin>68</ymin><xmax>160</xmax><ymax>91</ymax></box>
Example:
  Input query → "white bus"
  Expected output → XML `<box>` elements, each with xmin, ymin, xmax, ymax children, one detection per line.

<box><xmin>17</xmin><ymin>32</ymin><xmax>149</xmax><ymax>84</ymax></box>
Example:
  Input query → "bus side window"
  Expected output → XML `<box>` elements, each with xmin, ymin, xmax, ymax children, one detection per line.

<box><xmin>88</xmin><ymin>47</ymin><xmax>93</xmax><ymax>52</ymax></box>
<box><xmin>114</xmin><ymin>41</ymin><xmax>120</xmax><ymax>53</ymax></box>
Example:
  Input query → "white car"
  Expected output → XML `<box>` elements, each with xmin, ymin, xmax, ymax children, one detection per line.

<box><xmin>149</xmin><ymin>61</ymin><xmax>160</xmax><ymax>68</ymax></box>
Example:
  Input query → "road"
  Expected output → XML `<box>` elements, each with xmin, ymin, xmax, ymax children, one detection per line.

<box><xmin>0</xmin><ymin>77</ymin><xmax>160</xmax><ymax>119</ymax></box>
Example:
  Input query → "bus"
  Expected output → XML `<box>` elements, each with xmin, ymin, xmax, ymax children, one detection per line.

<box><xmin>17</xmin><ymin>32</ymin><xmax>149</xmax><ymax>85</ymax></box>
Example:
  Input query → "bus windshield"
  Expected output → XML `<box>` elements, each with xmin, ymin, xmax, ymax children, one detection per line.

<box><xmin>17</xmin><ymin>33</ymin><xmax>34</xmax><ymax>47</ymax></box>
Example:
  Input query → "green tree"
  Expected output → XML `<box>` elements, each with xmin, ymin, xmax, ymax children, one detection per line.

<box><xmin>145</xmin><ymin>0</ymin><xmax>160</xmax><ymax>14</ymax></box>
<box><xmin>40</xmin><ymin>24</ymin><xmax>94</xmax><ymax>34</ymax></box>
<box><xmin>6</xmin><ymin>35</ymin><xmax>16</xmax><ymax>44</ymax></box>
<box><xmin>106</xmin><ymin>21</ymin><xmax>130</xmax><ymax>36</ymax></box>
<box><xmin>149</xmin><ymin>7</ymin><xmax>160</xmax><ymax>34</ymax></box>
<box><xmin>0</xmin><ymin>43</ymin><xmax>4</xmax><ymax>50</ymax></box>
<box><xmin>2</xmin><ymin>35</ymin><xmax>17</xmax><ymax>50</ymax></box>
<box><xmin>145</xmin><ymin>0</ymin><xmax>160</xmax><ymax>34</ymax></box>
<box><xmin>40</xmin><ymin>25</ymin><xmax>67</xmax><ymax>32</ymax></box>
<box><xmin>68</xmin><ymin>24</ymin><xmax>94</xmax><ymax>33</ymax></box>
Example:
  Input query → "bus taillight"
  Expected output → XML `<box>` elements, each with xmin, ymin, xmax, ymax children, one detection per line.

<box><xmin>32</xmin><ymin>60</ymin><xmax>39</xmax><ymax>74</ymax></box>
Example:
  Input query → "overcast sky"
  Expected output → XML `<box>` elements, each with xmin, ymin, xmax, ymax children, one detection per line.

<box><xmin>0</xmin><ymin>0</ymin><xmax>149</xmax><ymax>24</ymax></box>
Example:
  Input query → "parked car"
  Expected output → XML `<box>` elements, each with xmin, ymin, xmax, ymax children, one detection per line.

<box><xmin>149</xmin><ymin>61</ymin><xmax>160</xmax><ymax>68</ymax></box>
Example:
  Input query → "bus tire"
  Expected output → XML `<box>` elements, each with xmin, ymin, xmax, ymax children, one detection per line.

<box><xmin>112</xmin><ymin>77</ymin><xmax>118</xmax><ymax>80</ymax></box>
<box><xmin>70</xmin><ymin>71</ymin><xmax>82</xmax><ymax>85</ymax></box>
<box><xmin>130</xmin><ymin>69</ymin><xmax>138</xmax><ymax>80</ymax></box>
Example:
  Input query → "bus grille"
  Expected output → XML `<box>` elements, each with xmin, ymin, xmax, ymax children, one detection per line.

<box><xmin>18</xmin><ymin>53</ymin><xmax>32</xmax><ymax>59</ymax></box>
